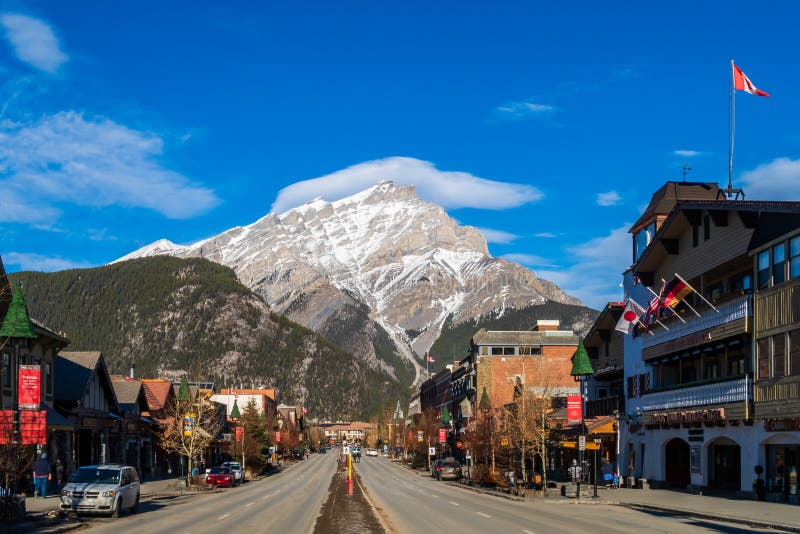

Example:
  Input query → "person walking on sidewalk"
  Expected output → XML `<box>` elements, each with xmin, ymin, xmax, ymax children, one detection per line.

<box><xmin>32</xmin><ymin>453</ymin><xmax>51</xmax><ymax>498</ymax></box>
<box><xmin>54</xmin><ymin>458</ymin><xmax>65</xmax><ymax>494</ymax></box>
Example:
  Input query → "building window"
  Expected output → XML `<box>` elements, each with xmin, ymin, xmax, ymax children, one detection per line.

<box><xmin>703</xmin><ymin>214</ymin><xmax>711</xmax><ymax>241</ymax></box>
<box><xmin>789</xmin><ymin>329</ymin><xmax>800</xmax><ymax>376</ymax></box>
<box><xmin>633</xmin><ymin>222</ymin><xmax>656</xmax><ymax>261</ymax></box>
<box><xmin>491</xmin><ymin>347</ymin><xmax>503</xmax><ymax>355</ymax></box>
<box><xmin>480</xmin><ymin>346</ymin><xmax>488</xmax><ymax>355</ymax></box>
<box><xmin>773</xmin><ymin>333</ymin><xmax>786</xmax><ymax>378</ymax></box>
<box><xmin>773</xmin><ymin>243</ymin><xmax>786</xmax><ymax>285</ymax></box>
<box><xmin>2</xmin><ymin>350</ymin><xmax>10</xmax><ymax>388</ymax></box>
<box><xmin>790</xmin><ymin>236</ymin><xmax>800</xmax><ymax>279</ymax></box>
<box><xmin>703</xmin><ymin>352</ymin><xmax>721</xmax><ymax>380</ymax></box>
<box><xmin>503</xmin><ymin>347</ymin><xmax>515</xmax><ymax>356</ymax></box>
<box><xmin>757</xmin><ymin>337</ymin><xmax>770</xmax><ymax>379</ymax></box>
<box><xmin>45</xmin><ymin>362</ymin><xmax>53</xmax><ymax>395</ymax></box>
<box><xmin>757</xmin><ymin>250</ymin><xmax>770</xmax><ymax>289</ymax></box>
<box><xmin>727</xmin><ymin>347</ymin><xmax>745</xmax><ymax>376</ymax></box>
<box><xmin>729</xmin><ymin>271</ymin><xmax>752</xmax><ymax>294</ymax></box>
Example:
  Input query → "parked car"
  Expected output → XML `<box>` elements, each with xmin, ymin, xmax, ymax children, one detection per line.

<box><xmin>292</xmin><ymin>448</ymin><xmax>303</xmax><ymax>459</ymax></box>
<box><xmin>221</xmin><ymin>461</ymin><xmax>244</xmax><ymax>485</ymax></box>
<box><xmin>433</xmin><ymin>459</ymin><xmax>462</xmax><ymax>481</ymax></box>
<box><xmin>206</xmin><ymin>467</ymin><xmax>234</xmax><ymax>488</ymax></box>
<box><xmin>365</xmin><ymin>448</ymin><xmax>378</xmax><ymax>457</ymax></box>
<box><xmin>318</xmin><ymin>447</ymin><xmax>327</xmax><ymax>454</ymax></box>
<box><xmin>60</xmin><ymin>464</ymin><xmax>140</xmax><ymax>517</ymax></box>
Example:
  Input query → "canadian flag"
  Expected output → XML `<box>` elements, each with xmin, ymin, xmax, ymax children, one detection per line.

<box><xmin>427</xmin><ymin>354</ymin><xmax>435</xmax><ymax>362</ymax></box>
<box><xmin>733</xmin><ymin>63</ymin><xmax>769</xmax><ymax>97</ymax></box>
<box><xmin>615</xmin><ymin>299</ymin><xmax>640</xmax><ymax>335</ymax></box>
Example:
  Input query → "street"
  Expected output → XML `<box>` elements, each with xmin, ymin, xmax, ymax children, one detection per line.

<box><xmin>356</xmin><ymin>456</ymin><xmax>790</xmax><ymax>534</ymax></box>
<box><xmin>81</xmin><ymin>453</ymin><xmax>336</xmax><ymax>534</ymax></box>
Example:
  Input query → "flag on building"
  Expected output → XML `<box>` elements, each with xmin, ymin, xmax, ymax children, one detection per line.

<box><xmin>733</xmin><ymin>63</ymin><xmax>769</xmax><ymax>97</ymax></box>
<box><xmin>661</xmin><ymin>276</ymin><xmax>693</xmax><ymax>308</ymax></box>
<box><xmin>615</xmin><ymin>299</ymin><xmax>640</xmax><ymax>335</ymax></box>
<box><xmin>642</xmin><ymin>284</ymin><xmax>664</xmax><ymax>331</ymax></box>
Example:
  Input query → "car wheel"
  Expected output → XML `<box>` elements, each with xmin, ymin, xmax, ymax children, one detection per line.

<box><xmin>130</xmin><ymin>492</ymin><xmax>139</xmax><ymax>513</ymax></box>
<box><xmin>111</xmin><ymin>498</ymin><xmax>121</xmax><ymax>518</ymax></box>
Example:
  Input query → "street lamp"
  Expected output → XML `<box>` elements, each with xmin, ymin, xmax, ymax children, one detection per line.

<box><xmin>569</xmin><ymin>339</ymin><xmax>593</xmax><ymax>500</ymax></box>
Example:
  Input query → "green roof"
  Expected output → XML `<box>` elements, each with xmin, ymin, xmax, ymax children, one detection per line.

<box><xmin>570</xmin><ymin>339</ymin><xmax>594</xmax><ymax>377</ymax></box>
<box><xmin>230</xmin><ymin>399</ymin><xmax>241</xmax><ymax>420</ymax></box>
<box><xmin>0</xmin><ymin>283</ymin><xmax>36</xmax><ymax>339</ymax></box>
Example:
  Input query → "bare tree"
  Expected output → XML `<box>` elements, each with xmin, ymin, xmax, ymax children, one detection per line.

<box><xmin>501</xmin><ymin>358</ymin><xmax>561</xmax><ymax>492</ymax></box>
<box><xmin>158</xmin><ymin>386</ymin><xmax>223</xmax><ymax>485</ymax></box>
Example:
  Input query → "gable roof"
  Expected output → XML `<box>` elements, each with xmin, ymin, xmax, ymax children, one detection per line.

<box><xmin>630</xmin><ymin>181</ymin><xmax>721</xmax><ymax>234</ymax></box>
<box><xmin>141</xmin><ymin>380</ymin><xmax>174</xmax><ymax>412</ymax></box>
<box><xmin>111</xmin><ymin>377</ymin><xmax>148</xmax><ymax>414</ymax></box>
<box><xmin>55</xmin><ymin>351</ymin><xmax>119</xmax><ymax>412</ymax></box>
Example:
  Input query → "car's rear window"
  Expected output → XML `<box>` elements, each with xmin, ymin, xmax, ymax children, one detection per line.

<box><xmin>70</xmin><ymin>468</ymin><xmax>120</xmax><ymax>484</ymax></box>
<box><xmin>210</xmin><ymin>467</ymin><xmax>229</xmax><ymax>474</ymax></box>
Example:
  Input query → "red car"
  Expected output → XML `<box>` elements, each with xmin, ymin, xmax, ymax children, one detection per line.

<box><xmin>206</xmin><ymin>467</ymin><xmax>234</xmax><ymax>487</ymax></box>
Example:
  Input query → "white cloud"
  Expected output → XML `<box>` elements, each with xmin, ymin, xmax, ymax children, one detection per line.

<box><xmin>740</xmin><ymin>157</ymin><xmax>800</xmax><ymax>200</ymax></box>
<box><xmin>536</xmin><ymin>225</ymin><xmax>631</xmax><ymax>309</ymax></box>
<box><xmin>494</xmin><ymin>101</ymin><xmax>556</xmax><ymax>120</ymax></box>
<box><xmin>0</xmin><ymin>111</ymin><xmax>219</xmax><ymax>222</ymax></box>
<box><xmin>476</xmin><ymin>227</ymin><xmax>519</xmax><ymax>244</ymax></box>
<box><xmin>1</xmin><ymin>13</ymin><xmax>67</xmax><ymax>73</ymax></box>
<box><xmin>502</xmin><ymin>253</ymin><xmax>557</xmax><ymax>268</ymax></box>
<box><xmin>271</xmin><ymin>157</ymin><xmax>543</xmax><ymax>214</ymax></box>
<box><xmin>674</xmin><ymin>150</ymin><xmax>703</xmax><ymax>157</ymax></box>
<box><xmin>3</xmin><ymin>252</ymin><xmax>93</xmax><ymax>272</ymax></box>
<box><xmin>596</xmin><ymin>190</ymin><xmax>621</xmax><ymax>206</ymax></box>
<box><xmin>534</xmin><ymin>232</ymin><xmax>557</xmax><ymax>238</ymax></box>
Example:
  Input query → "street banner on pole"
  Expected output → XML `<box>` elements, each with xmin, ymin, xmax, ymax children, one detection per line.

<box><xmin>417</xmin><ymin>430</ymin><xmax>423</xmax><ymax>442</ymax></box>
<box><xmin>275</xmin><ymin>431</ymin><xmax>281</xmax><ymax>442</ymax></box>
<box><xmin>235</xmin><ymin>426</ymin><xmax>243</xmax><ymax>441</ymax></box>
<box><xmin>567</xmin><ymin>395</ymin><xmax>581</xmax><ymax>423</ymax></box>
<box><xmin>438</xmin><ymin>428</ymin><xmax>446</xmax><ymax>443</ymax></box>
<box><xmin>18</xmin><ymin>365</ymin><xmax>40</xmax><ymax>410</ymax></box>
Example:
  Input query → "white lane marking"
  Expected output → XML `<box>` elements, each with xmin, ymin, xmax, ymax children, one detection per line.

<box><xmin>449</xmin><ymin>501</ymin><xmax>460</xmax><ymax>506</ymax></box>
<box><xmin>217</xmin><ymin>513</ymin><xmax>231</xmax><ymax>520</ymax></box>
<box><xmin>477</xmin><ymin>512</ymin><xmax>491</xmax><ymax>518</ymax></box>
<box><xmin>523</xmin><ymin>530</ymin><xmax>536</xmax><ymax>534</ymax></box>
<box><xmin>262</xmin><ymin>494</ymin><xmax>271</xmax><ymax>500</ymax></box>
<box><xmin>430</xmin><ymin>494</ymin><xmax>439</xmax><ymax>498</ymax></box>
<box><xmin>245</xmin><ymin>502</ymin><xmax>254</xmax><ymax>507</ymax></box>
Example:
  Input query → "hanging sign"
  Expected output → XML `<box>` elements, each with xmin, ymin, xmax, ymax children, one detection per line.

<box><xmin>20</xmin><ymin>410</ymin><xmax>47</xmax><ymax>444</ymax></box>
<box><xmin>183</xmin><ymin>413</ymin><xmax>196</xmax><ymax>437</ymax></box>
<box><xmin>417</xmin><ymin>431</ymin><xmax>424</xmax><ymax>443</ymax></box>
<box><xmin>567</xmin><ymin>395</ymin><xmax>581</xmax><ymax>423</ymax></box>
<box><xmin>275</xmin><ymin>431</ymin><xmax>281</xmax><ymax>442</ymax></box>
<box><xmin>235</xmin><ymin>426</ymin><xmax>243</xmax><ymax>441</ymax></box>
<box><xmin>438</xmin><ymin>428</ymin><xmax>446</xmax><ymax>443</ymax></box>
<box><xmin>18</xmin><ymin>365</ymin><xmax>41</xmax><ymax>410</ymax></box>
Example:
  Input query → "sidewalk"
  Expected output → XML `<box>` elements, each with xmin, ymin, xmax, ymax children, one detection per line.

<box><xmin>549</xmin><ymin>485</ymin><xmax>800</xmax><ymax>533</ymax></box>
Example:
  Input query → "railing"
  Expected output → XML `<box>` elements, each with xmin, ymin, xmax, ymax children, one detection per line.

<box><xmin>640</xmin><ymin>376</ymin><xmax>752</xmax><ymax>411</ymax></box>
<box><xmin>755</xmin><ymin>277</ymin><xmax>800</xmax><ymax>334</ymax></box>
<box><xmin>585</xmin><ymin>395</ymin><xmax>623</xmax><ymax>417</ymax></box>
<box><xmin>641</xmin><ymin>294</ymin><xmax>752</xmax><ymax>349</ymax></box>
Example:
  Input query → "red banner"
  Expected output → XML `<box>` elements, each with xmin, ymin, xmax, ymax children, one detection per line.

<box><xmin>235</xmin><ymin>426</ymin><xmax>243</xmax><ymax>441</ymax></box>
<box><xmin>567</xmin><ymin>395</ymin><xmax>582</xmax><ymax>423</ymax></box>
<box><xmin>0</xmin><ymin>410</ymin><xmax>13</xmax><ymax>444</ymax></box>
<box><xmin>18</xmin><ymin>365</ymin><xmax>40</xmax><ymax>410</ymax></box>
<box><xmin>20</xmin><ymin>410</ymin><xmax>46</xmax><ymax>444</ymax></box>
<box><xmin>438</xmin><ymin>428</ymin><xmax>446</xmax><ymax>443</ymax></box>
<box><xmin>275</xmin><ymin>431</ymin><xmax>281</xmax><ymax>442</ymax></box>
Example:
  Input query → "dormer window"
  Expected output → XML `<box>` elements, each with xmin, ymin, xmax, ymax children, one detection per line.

<box><xmin>633</xmin><ymin>221</ymin><xmax>656</xmax><ymax>262</ymax></box>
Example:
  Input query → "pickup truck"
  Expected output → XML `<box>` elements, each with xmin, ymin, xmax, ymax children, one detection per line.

<box><xmin>221</xmin><ymin>461</ymin><xmax>244</xmax><ymax>485</ymax></box>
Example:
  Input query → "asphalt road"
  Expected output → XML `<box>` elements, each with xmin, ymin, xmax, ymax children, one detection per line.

<box><xmin>83</xmin><ymin>452</ymin><xmax>337</xmax><ymax>534</ymax></box>
<box><xmin>356</xmin><ymin>457</ymin><xmax>788</xmax><ymax>534</ymax></box>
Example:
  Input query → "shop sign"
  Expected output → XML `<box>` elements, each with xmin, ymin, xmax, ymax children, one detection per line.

<box><xmin>651</xmin><ymin>408</ymin><xmax>725</xmax><ymax>425</ymax></box>
<box><xmin>567</xmin><ymin>395</ymin><xmax>581</xmax><ymax>423</ymax></box>
<box><xmin>690</xmin><ymin>446</ymin><xmax>701</xmax><ymax>474</ymax></box>
<box><xmin>764</xmin><ymin>418</ymin><xmax>800</xmax><ymax>432</ymax></box>
<box><xmin>438</xmin><ymin>428</ymin><xmax>446</xmax><ymax>443</ymax></box>
<box><xmin>18</xmin><ymin>365</ymin><xmax>40</xmax><ymax>410</ymax></box>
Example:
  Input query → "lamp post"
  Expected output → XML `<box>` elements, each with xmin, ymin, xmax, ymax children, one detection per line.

<box><xmin>569</xmin><ymin>339</ymin><xmax>593</xmax><ymax>500</ymax></box>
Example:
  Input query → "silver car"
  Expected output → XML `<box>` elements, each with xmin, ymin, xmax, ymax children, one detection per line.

<box><xmin>60</xmin><ymin>464</ymin><xmax>140</xmax><ymax>517</ymax></box>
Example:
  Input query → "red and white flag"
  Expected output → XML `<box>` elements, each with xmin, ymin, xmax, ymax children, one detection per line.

<box><xmin>733</xmin><ymin>63</ymin><xmax>769</xmax><ymax>97</ymax></box>
<box><xmin>615</xmin><ymin>300</ymin><xmax>640</xmax><ymax>335</ymax></box>
<box><xmin>427</xmin><ymin>354</ymin><xmax>435</xmax><ymax>362</ymax></box>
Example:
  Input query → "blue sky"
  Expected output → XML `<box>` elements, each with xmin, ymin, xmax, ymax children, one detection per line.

<box><xmin>1</xmin><ymin>1</ymin><xmax>799</xmax><ymax>309</ymax></box>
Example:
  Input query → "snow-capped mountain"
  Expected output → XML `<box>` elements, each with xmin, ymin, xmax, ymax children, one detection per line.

<box><xmin>117</xmin><ymin>181</ymin><xmax>582</xmax><ymax>383</ymax></box>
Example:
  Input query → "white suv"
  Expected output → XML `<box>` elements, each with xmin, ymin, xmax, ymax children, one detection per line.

<box><xmin>60</xmin><ymin>465</ymin><xmax>140</xmax><ymax>517</ymax></box>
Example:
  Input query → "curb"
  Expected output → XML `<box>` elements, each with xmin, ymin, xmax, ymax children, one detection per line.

<box><xmin>615</xmin><ymin>502</ymin><xmax>800</xmax><ymax>533</ymax></box>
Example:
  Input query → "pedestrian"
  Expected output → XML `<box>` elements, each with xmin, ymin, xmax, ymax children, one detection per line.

<box><xmin>32</xmin><ymin>453</ymin><xmax>51</xmax><ymax>498</ymax></box>
<box><xmin>602</xmin><ymin>460</ymin><xmax>614</xmax><ymax>487</ymax></box>
<box><xmin>54</xmin><ymin>458</ymin><xmax>65</xmax><ymax>494</ymax></box>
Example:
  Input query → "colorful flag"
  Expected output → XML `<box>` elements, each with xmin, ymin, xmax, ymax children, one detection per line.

<box><xmin>661</xmin><ymin>277</ymin><xmax>692</xmax><ymax>308</ymax></box>
<box><xmin>733</xmin><ymin>63</ymin><xmax>769</xmax><ymax>97</ymax></box>
<box><xmin>615</xmin><ymin>300</ymin><xmax>640</xmax><ymax>335</ymax></box>
<box><xmin>642</xmin><ymin>283</ymin><xmax>664</xmax><ymax>331</ymax></box>
<box><xmin>427</xmin><ymin>354</ymin><xmax>435</xmax><ymax>362</ymax></box>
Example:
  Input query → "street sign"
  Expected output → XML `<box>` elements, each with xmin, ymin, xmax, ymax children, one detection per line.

<box><xmin>578</xmin><ymin>435</ymin><xmax>586</xmax><ymax>451</ymax></box>
<box><xmin>343</xmin><ymin>446</ymin><xmax>351</xmax><ymax>455</ymax></box>
<box><xmin>428</xmin><ymin>447</ymin><xmax>436</xmax><ymax>456</ymax></box>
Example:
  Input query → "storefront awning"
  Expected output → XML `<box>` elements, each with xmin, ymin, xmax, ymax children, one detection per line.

<box><xmin>45</xmin><ymin>406</ymin><xmax>74</xmax><ymax>431</ymax></box>
<box><xmin>587</xmin><ymin>416</ymin><xmax>616</xmax><ymax>435</ymax></box>
<box><xmin>559</xmin><ymin>440</ymin><xmax>601</xmax><ymax>451</ymax></box>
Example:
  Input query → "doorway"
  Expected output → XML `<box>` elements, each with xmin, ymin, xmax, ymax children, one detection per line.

<box><xmin>665</xmin><ymin>438</ymin><xmax>690</xmax><ymax>487</ymax></box>
<box><xmin>709</xmin><ymin>439</ymin><xmax>741</xmax><ymax>490</ymax></box>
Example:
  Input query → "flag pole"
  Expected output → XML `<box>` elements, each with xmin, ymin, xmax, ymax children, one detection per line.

<box><xmin>675</xmin><ymin>272</ymin><xmax>719</xmax><ymax>312</ymax></box>
<box><xmin>728</xmin><ymin>59</ymin><xmax>735</xmax><ymax>195</ymax></box>
<box><xmin>627</xmin><ymin>299</ymin><xmax>656</xmax><ymax>335</ymax></box>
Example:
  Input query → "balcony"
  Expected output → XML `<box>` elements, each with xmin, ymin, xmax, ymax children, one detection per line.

<box><xmin>585</xmin><ymin>395</ymin><xmax>623</xmax><ymax>417</ymax></box>
<box><xmin>640</xmin><ymin>376</ymin><xmax>752</xmax><ymax>412</ymax></box>
<box><xmin>641</xmin><ymin>294</ymin><xmax>752</xmax><ymax>351</ymax></box>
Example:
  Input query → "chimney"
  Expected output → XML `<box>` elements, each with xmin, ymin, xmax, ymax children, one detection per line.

<box><xmin>531</xmin><ymin>320</ymin><xmax>559</xmax><ymax>332</ymax></box>
<box><xmin>129</xmin><ymin>363</ymin><xmax>135</xmax><ymax>379</ymax></box>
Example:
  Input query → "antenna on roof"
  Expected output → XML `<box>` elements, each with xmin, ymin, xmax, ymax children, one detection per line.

<box><xmin>679</xmin><ymin>163</ymin><xmax>692</xmax><ymax>181</ymax></box>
